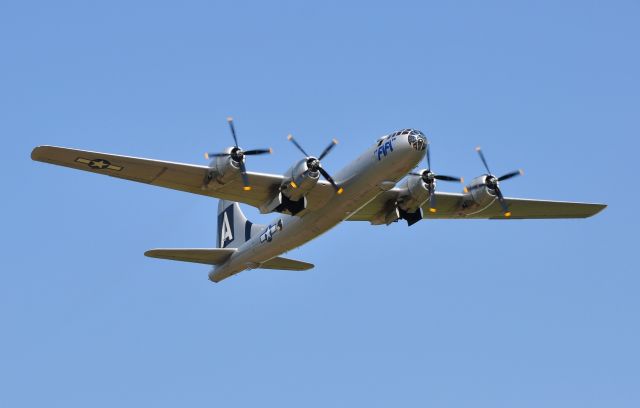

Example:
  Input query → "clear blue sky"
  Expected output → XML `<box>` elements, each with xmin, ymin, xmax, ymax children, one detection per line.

<box><xmin>1</xmin><ymin>1</ymin><xmax>638</xmax><ymax>406</ymax></box>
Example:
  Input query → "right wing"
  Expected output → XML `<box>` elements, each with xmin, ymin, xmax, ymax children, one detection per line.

<box><xmin>348</xmin><ymin>190</ymin><xmax>606</xmax><ymax>221</ymax></box>
<box><xmin>31</xmin><ymin>145</ymin><xmax>333</xmax><ymax>210</ymax></box>
<box><xmin>420</xmin><ymin>192</ymin><xmax>607</xmax><ymax>219</ymax></box>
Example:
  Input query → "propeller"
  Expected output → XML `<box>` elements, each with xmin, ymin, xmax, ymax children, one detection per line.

<box><xmin>465</xmin><ymin>146</ymin><xmax>524</xmax><ymax>217</ymax></box>
<box><xmin>287</xmin><ymin>134</ymin><xmax>343</xmax><ymax>194</ymax></box>
<box><xmin>204</xmin><ymin>117</ymin><xmax>272</xmax><ymax>191</ymax></box>
<box><xmin>409</xmin><ymin>143</ymin><xmax>463</xmax><ymax>213</ymax></box>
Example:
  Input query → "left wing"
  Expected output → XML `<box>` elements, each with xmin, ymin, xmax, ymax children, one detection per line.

<box><xmin>145</xmin><ymin>248</ymin><xmax>236</xmax><ymax>265</ymax></box>
<box><xmin>31</xmin><ymin>145</ymin><xmax>332</xmax><ymax>210</ymax></box>
<box><xmin>348</xmin><ymin>189</ymin><xmax>606</xmax><ymax>221</ymax></box>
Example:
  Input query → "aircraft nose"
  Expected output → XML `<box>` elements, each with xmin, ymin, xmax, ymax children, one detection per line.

<box><xmin>407</xmin><ymin>130</ymin><xmax>427</xmax><ymax>152</ymax></box>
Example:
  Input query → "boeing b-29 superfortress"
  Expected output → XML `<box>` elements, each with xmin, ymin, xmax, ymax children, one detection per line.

<box><xmin>31</xmin><ymin>118</ymin><xmax>606</xmax><ymax>282</ymax></box>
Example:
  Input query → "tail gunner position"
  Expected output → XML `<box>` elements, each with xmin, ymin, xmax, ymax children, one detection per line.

<box><xmin>31</xmin><ymin>118</ymin><xmax>606</xmax><ymax>283</ymax></box>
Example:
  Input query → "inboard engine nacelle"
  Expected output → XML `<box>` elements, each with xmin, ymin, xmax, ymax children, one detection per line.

<box><xmin>259</xmin><ymin>158</ymin><xmax>320</xmax><ymax>215</ymax></box>
<box><xmin>370</xmin><ymin>174</ymin><xmax>430</xmax><ymax>226</ymax></box>
<box><xmin>397</xmin><ymin>172</ymin><xmax>431</xmax><ymax>213</ymax></box>
<box><xmin>281</xmin><ymin>158</ymin><xmax>320</xmax><ymax>202</ymax></box>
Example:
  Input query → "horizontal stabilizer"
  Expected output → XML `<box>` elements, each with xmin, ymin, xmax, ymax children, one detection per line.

<box><xmin>145</xmin><ymin>248</ymin><xmax>236</xmax><ymax>265</ymax></box>
<box><xmin>260</xmin><ymin>256</ymin><xmax>314</xmax><ymax>271</ymax></box>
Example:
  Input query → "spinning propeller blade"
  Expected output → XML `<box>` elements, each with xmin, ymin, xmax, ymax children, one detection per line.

<box><xmin>287</xmin><ymin>134</ymin><xmax>310</xmax><ymax>157</ymax></box>
<box><xmin>227</xmin><ymin>116</ymin><xmax>239</xmax><ymax>147</ymax></box>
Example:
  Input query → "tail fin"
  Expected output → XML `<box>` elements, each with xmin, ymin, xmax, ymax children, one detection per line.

<box><xmin>217</xmin><ymin>200</ymin><xmax>264</xmax><ymax>249</ymax></box>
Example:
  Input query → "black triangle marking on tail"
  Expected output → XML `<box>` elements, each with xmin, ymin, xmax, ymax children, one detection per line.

<box><xmin>245</xmin><ymin>220</ymin><xmax>253</xmax><ymax>242</ymax></box>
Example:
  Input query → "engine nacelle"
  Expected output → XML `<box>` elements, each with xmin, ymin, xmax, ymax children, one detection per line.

<box><xmin>397</xmin><ymin>173</ymin><xmax>431</xmax><ymax>213</ymax></box>
<box><xmin>207</xmin><ymin>147</ymin><xmax>242</xmax><ymax>185</ymax></box>
<box><xmin>463</xmin><ymin>175</ymin><xmax>497</xmax><ymax>207</ymax></box>
<box><xmin>258</xmin><ymin>158</ymin><xmax>321</xmax><ymax>216</ymax></box>
<box><xmin>281</xmin><ymin>158</ymin><xmax>320</xmax><ymax>202</ymax></box>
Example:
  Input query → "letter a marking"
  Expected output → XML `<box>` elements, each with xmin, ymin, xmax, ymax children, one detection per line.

<box><xmin>220</xmin><ymin>211</ymin><xmax>233</xmax><ymax>247</ymax></box>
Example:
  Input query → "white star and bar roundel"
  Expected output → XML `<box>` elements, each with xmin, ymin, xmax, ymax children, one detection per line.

<box><xmin>75</xmin><ymin>157</ymin><xmax>123</xmax><ymax>171</ymax></box>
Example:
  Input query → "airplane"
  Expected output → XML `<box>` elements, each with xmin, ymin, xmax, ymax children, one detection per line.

<box><xmin>31</xmin><ymin>118</ymin><xmax>606</xmax><ymax>283</ymax></box>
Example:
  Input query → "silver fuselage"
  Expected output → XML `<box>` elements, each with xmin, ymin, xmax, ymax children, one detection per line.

<box><xmin>210</xmin><ymin>133</ymin><xmax>426</xmax><ymax>281</ymax></box>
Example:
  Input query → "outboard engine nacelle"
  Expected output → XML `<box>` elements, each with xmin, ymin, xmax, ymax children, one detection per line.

<box><xmin>207</xmin><ymin>147</ymin><xmax>242</xmax><ymax>185</ymax></box>
<box><xmin>203</xmin><ymin>117</ymin><xmax>272</xmax><ymax>190</ymax></box>
<box><xmin>463</xmin><ymin>175</ymin><xmax>497</xmax><ymax>207</ymax></box>
<box><xmin>464</xmin><ymin>147</ymin><xmax>524</xmax><ymax>216</ymax></box>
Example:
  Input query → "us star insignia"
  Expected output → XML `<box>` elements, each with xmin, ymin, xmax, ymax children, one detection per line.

<box><xmin>75</xmin><ymin>157</ymin><xmax>123</xmax><ymax>171</ymax></box>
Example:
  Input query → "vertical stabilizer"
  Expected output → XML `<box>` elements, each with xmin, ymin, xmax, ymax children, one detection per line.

<box><xmin>217</xmin><ymin>200</ymin><xmax>264</xmax><ymax>249</ymax></box>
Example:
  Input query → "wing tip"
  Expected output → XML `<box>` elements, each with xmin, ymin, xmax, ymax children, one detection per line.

<box><xmin>31</xmin><ymin>145</ymin><xmax>47</xmax><ymax>161</ymax></box>
<box><xmin>587</xmin><ymin>203</ymin><xmax>607</xmax><ymax>217</ymax></box>
<box><xmin>144</xmin><ymin>249</ymin><xmax>162</xmax><ymax>259</ymax></box>
<box><xmin>31</xmin><ymin>145</ymin><xmax>61</xmax><ymax>162</ymax></box>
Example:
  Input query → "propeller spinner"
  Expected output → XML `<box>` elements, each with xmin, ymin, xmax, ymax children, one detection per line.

<box><xmin>465</xmin><ymin>146</ymin><xmax>524</xmax><ymax>217</ymax></box>
<box><xmin>287</xmin><ymin>134</ymin><xmax>343</xmax><ymax>194</ymax></box>
<box><xmin>204</xmin><ymin>117</ymin><xmax>272</xmax><ymax>191</ymax></box>
<box><xmin>408</xmin><ymin>143</ymin><xmax>463</xmax><ymax>213</ymax></box>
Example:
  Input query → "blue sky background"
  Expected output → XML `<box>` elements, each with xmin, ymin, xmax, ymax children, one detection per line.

<box><xmin>1</xmin><ymin>1</ymin><xmax>638</xmax><ymax>406</ymax></box>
